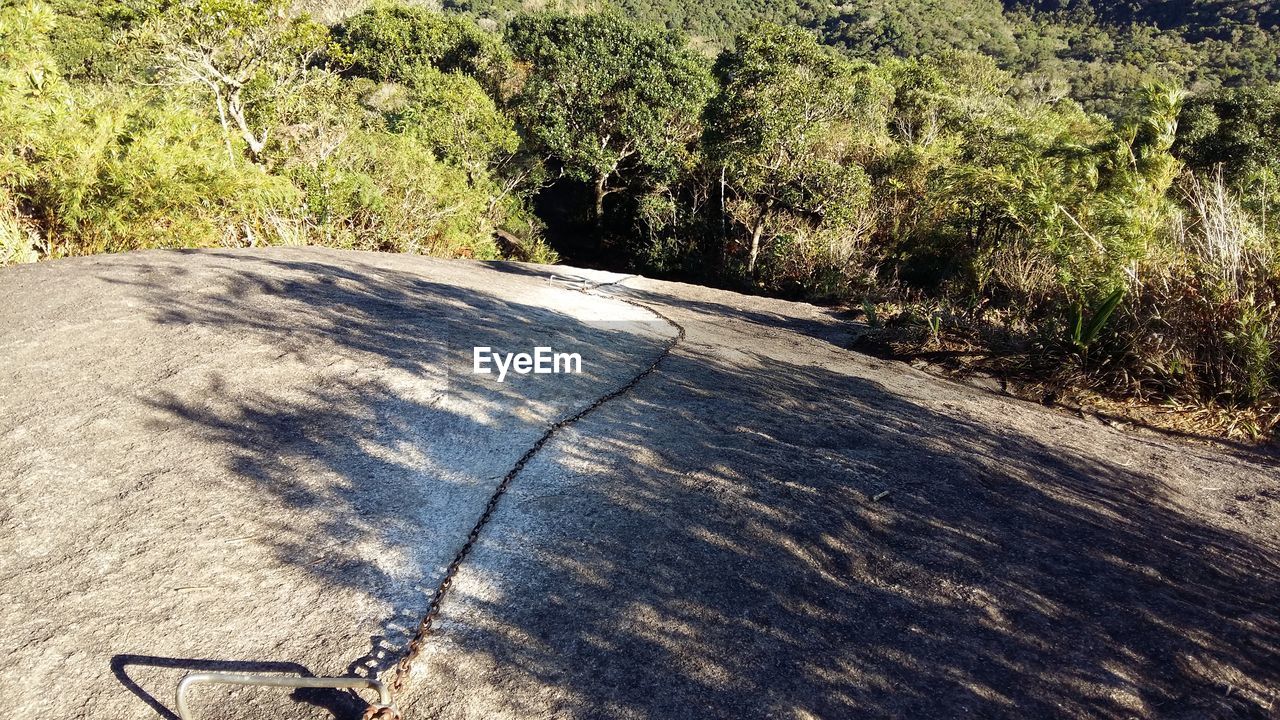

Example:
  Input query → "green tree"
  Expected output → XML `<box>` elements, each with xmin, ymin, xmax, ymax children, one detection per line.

<box><xmin>1</xmin><ymin>2</ymin><xmax>297</xmax><ymax>259</ymax></box>
<box><xmin>147</xmin><ymin>0</ymin><xmax>329</xmax><ymax>162</ymax></box>
<box><xmin>43</xmin><ymin>0</ymin><xmax>149</xmax><ymax>82</ymax></box>
<box><xmin>333</xmin><ymin>2</ymin><xmax>513</xmax><ymax>94</ymax></box>
<box><xmin>704</xmin><ymin>24</ymin><xmax>878</xmax><ymax>274</ymax></box>
<box><xmin>1177</xmin><ymin>84</ymin><xmax>1280</xmax><ymax>215</ymax></box>
<box><xmin>1</xmin><ymin>1</ymin><xmax>60</xmax><ymax>264</ymax></box>
<box><xmin>506</xmin><ymin>12</ymin><xmax>713</xmax><ymax>231</ymax></box>
<box><xmin>392</xmin><ymin>67</ymin><xmax>519</xmax><ymax>174</ymax></box>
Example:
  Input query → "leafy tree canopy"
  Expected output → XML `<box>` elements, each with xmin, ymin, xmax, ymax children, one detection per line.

<box><xmin>505</xmin><ymin>12</ymin><xmax>714</xmax><ymax>220</ymax></box>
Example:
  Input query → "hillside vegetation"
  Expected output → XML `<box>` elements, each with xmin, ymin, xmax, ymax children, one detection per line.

<box><xmin>1</xmin><ymin>0</ymin><xmax>1278</xmax><ymax>433</ymax></box>
<box><xmin>452</xmin><ymin>0</ymin><xmax>1280</xmax><ymax>115</ymax></box>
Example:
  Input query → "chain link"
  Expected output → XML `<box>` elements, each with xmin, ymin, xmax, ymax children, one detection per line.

<box><xmin>361</xmin><ymin>705</ymin><xmax>402</xmax><ymax>720</ymax></box>
<box><xmin>386</xmin><ymin>287</ymin><xmax>685</xmax><ymax>697</ymax></box>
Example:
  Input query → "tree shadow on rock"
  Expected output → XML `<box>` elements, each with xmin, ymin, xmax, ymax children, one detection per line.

<box><xmin>89</xmin><ymin>249</ymin><xmax>1280</xmax><ymax>720</ymax></box>
<box><xmin>424</xmin><ymin>334</ymin><xmax>1280</xmax><ymax>719</ymax></box>
<box><xmin>91</xmin><ymin>249</ymin><xmax>674</xmax><ymax>709</ymax></box>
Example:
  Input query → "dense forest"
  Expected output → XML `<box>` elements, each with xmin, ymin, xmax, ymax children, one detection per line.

<box><xmin>2</xmin><ymin>0</ymin><xmax>1278</xmax><ymax>432</ymax></box>
<box><xmin>450</xmin><ymin>0</ymin><xmax>1280</xmax><ymax>116</ymax></box>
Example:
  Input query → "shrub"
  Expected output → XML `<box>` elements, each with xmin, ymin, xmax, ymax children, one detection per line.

<box><xmin>291</xmin><ymin>127</ymin><xmax>502</xmax><ymax>258</ymax></box>
<box><xmin>0</xmin><ymin>189</ymin><xmax>40</xmax><ymax>265</ymax></box>
<box><xmin>332</xmin><ymin>2</ymin><xmax>512</xmax><ymax>93</ymax></box>
<box><xmin>35</xmin><ymin>93</ymin><xmax>300</xmax><ymax>255</ymax></box>
<box><xmin>1</xmin><ymin>3</ymin><xmax>298</xmax><ymax>260</ymax></box>
<box><xmin>392</xmin><ymin>67</ymin><xmax>519</xmax><ymax>171</ymax></box>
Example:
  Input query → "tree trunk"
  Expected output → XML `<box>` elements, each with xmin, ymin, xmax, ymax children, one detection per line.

<box><xmin>211</xmin><ymin>90</ymin><xmax>235</xmax><ymax>163</ymax></box>
<box><xmin>228</xmin><ymin>90</ymin><xmax>267</xmax><ymax>161</ymax></box>
<box><xmin>747</xmin><ymin>220</ymin><xmax>765</xmax><ymax>274</ymax></box>
<box><xmin>719</xmin><ymin>164</ymin><xmax>727</xmax><ymax>239</ymax></box>
<box><xmin>593</xmin><ymin>172</ymin><xmax>609</xmax><ymax>233</ymax></box>
<box><xmin>746</xmin><ymin>202</ymin><xmax>772</xmax><ymax>274</ymax></box>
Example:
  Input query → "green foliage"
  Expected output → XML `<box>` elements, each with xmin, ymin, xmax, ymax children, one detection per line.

<box><xmin>43</xmin><ymin>95</ymin><xmax>298</xmax><ymax>253</ymax></box>
<box><xmin>43</xmin><ymin>0</ymin><xmax>149</xmax><ymax>82</ymax></box>
<box><xmin>263</xmin><ymin>66</ymin><xmax>534</xmax><ymax>260</ymax></box>
<box><xmin>925</xmin><ymin>313</ymin><xmax>942</xmax><ymax>345</ymax></box>
<box><xmin>145</xmin><ymin>0</ymin><xmax>331</xmax><ymax>161</ymax></box>
<box><xmin>3</xmin><ymin>92</ymin><xmax>296</xmax><ymax>257</ymax></box>
<box><xmin>457</xmin><ymin>0</ymin><xmax>1280</xmax><ymax>118</ymax></box>
<box><xmin>1226</xmin><ymin>294</ymin><xmax>1277</xmax><ymax>402</ymax></box>
<box><xmin>333</xmin><ymin>2</ymin><xmax>512</xmax><ymax>91</ymax></box>
<box><xmin>392</xmin><ymin>67</ymin><xmax>518</xmax><ymax>170</ymax></box>
<box><xmin>614</xmin><ymin>0</ymin><xmax>794</xmax><ymax>44</ymax></box>
<box><xmin>1049</xmin><ymin>0</ymin><xmax>1280</xmax><ymax>34</ymax></box>
<box><xmin>1070</xmin><ymin>287</ymin><xmax>1124</xmax><ymax>353</ymax></box>
<box><xmin>1176</xmin><ymin>84</ymin><xmax>1280</xmax><ymax>226</ymax></box>
<box><xmin>0</xmin><ymin>1</ymin><xmax>60</xmax><ymax>104</ymax></box>
<box><xmin>705</xmin><ymin>24</ymin><xmax>877</xmax><ymax>281</ymax></box>
<box><xmin>1116</xmin><ymin>168</ymin><xmax>1280</xmax><ymax>403</ymax></box>
<box><xmin>807</xmin><ymin>0</ymin><xmax>1019</xmax><ymax>61</ymax></box>
<box><xmin>506</xmin><ymin>12</ymin><xmax>714</xmax><ymax>223</ymax></box>
<box><xmin>862</xmin><ymin>300</ymin><xmax>880</xmax><ymax>328</ymax></box>
<box><xmin>291</xmin><ymin>125</ymin><xmax>503</xmax><ymax>257</ymax></box>
<box><xmin>0</xmin><ymin>0</ymin><xmax>554</xmax><ymax>264</ymax></box>
<box><xmin>1</xmin><ymin>2</ymin><xmax>292</xmax><ymax>255</ymax></box>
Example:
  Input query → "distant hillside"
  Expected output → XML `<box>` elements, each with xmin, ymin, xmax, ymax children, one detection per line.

<box><xmin>445</xmin><ymin>0</ymin><xmax>1280</xmax><ymax>114</ymax></box>
<box><xmin>1011</xmin><ymin>0</ymin><xmax>1280</xmax><ymax>35</ymax></box>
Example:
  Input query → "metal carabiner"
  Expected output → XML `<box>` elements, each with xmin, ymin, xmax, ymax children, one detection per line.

<box><xmin>175</xmin><ymin>672</ymin><xmax>397</xmax><ymax>719</ymax></box>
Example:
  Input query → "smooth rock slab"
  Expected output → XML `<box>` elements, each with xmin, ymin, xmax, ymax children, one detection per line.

<box><xmin>412</xmin><ymin>277</ymin><xmax>1280</xmax><ymax>719</ymax></box>
<box><xmin>0</xmin><ymin>248</ymin><xmax>668</xmax><ymax>719</ymax></box>
<box><xmin>2</xmin><ymin>248</ymin><xmax>1277</xmax><ymax>720</ymax></box>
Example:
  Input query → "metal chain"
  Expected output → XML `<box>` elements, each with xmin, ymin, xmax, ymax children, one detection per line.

<box><xmin>362</xmin><ymin>704</ymin><xmax>402</xmax><ymax>720</ymax></box>
<box><xmin>385</xmin><ymin>285</ymin><xmax>685</xmax><ymax>697</ymax></box>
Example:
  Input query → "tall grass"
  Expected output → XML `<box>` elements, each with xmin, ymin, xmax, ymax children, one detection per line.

<box><xmin>1121</xmin><ymin>168</ymin><xmax>1279</xmax><ymax>403</ymax></box>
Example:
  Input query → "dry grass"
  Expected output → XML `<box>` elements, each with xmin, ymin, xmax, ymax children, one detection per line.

<box><xmin>1124</xmin><ymin>168</ymin><xmax>1280</xmax><ymax>403</ymax></box>
<box><xmin>852</xmin><ymin>301</ymin><xmax>1280</xmax><ymax>444</ymax></box>
<box><xmin>1177</xmin><ymin>167</ymin><xmax>1273</xmax><ymax>297</ymax></box>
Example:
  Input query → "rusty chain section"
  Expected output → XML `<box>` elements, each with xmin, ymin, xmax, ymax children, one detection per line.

<box><xmin>384</xmin><ymin>282</ymin><xmax>685</xmax><ymax>699</ymax></box>
<box><xmin>362</xmin><ymin>705</ymin><xmax>402</xmax><ymax>720</ymax></box>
